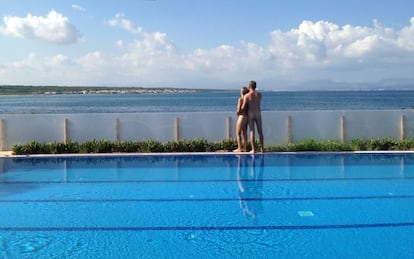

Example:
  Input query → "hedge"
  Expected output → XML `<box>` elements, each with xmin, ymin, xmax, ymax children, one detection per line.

<box><xmin>10</xmin><ymin>138</ymin><xmax>414</xmax><ymax>155</ymax></box>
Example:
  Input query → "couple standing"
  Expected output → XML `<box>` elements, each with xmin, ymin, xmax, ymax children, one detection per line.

<box><xmin>234</xmin><ymin>80</ymin><xmax>264</xmax><ymax>153</ymax></box>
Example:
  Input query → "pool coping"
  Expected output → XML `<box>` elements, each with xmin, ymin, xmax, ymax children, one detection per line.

<box><xmin>3</xmin><ymin>150</ymin><xmax>414</xmax><ymax>158</ymax></box>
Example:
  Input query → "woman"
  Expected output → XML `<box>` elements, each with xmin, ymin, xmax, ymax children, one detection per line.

<box><xmin>234</xmin><ymin>86</ymin><xmax>249</xmax><ymax>152</ymax></box>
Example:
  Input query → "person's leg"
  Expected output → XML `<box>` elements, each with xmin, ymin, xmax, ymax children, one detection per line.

<box><xmin>242</xmin><ymin>118</ymin><xmax>248</xmax><ymax>152</ymax></box>
<box><xmin>256</xmin><ymin>116</ymin><xmax>264</xmax><ymax>152</ymax></box>
<box><xmin>248</xmin><ymin>118</ymin><xmax>256</xmax><ymax>153</ymax></box>
<box><xmin>234</xmin><ymin>117</ymin><xmax>243</xmax><ymax>152</ymax></box>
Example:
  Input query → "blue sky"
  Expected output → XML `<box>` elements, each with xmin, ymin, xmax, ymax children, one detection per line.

<box><xmin>1</xmin><ymin>0</ymin><xmax>414</xmax><ymax>89</ymax></box>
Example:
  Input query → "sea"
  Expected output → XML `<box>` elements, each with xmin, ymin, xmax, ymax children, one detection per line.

<box><xmin>1</xmin><ymin>90</ymin><xmax>414</xmax><ymax>114</ymax></box>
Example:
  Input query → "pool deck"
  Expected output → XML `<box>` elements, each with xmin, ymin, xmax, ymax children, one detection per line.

<box><xmin>0</xmin><ymin>151</ymin><xmax>12</xmax><ymax>157</ymax></box>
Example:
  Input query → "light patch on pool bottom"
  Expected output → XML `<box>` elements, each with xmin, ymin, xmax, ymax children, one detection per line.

<box><xmin>298</xmin><ymin>210</ymin><xmax>314</xmax><ymax>217</ymax></box>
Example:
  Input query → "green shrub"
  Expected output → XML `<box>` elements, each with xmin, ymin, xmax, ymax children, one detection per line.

<box><xmin>349</xmin><ymin>138</ymin><xmax>367</xmax><ymax>151</ymax></box>
<box><xmin>189</xmin><ymin>138</ymin><xmax>210</xmax><ymax>152</ymax></box>
<box><xmin>322</xmin><ymin>140</ymin><xmax>351</xmax><ymax>151</ymax></box>
<box><xmin>280</xmin><ymin>139</ymin><xmax>348</xmax><ymax>152</ymax></box>
<box><xmin>213</xmin><ymin>139</ymin><xmax>238</xmax><ymax>151</ymax></box>
<box><xmin>265</xmin><ymin>145</ymin><xmax>287</xmax><ymax>152</ymax></box>
<box><xmin>10</xmin><ymin>138</ymin><xmax>414</xmax><ymax>155</ymax></box>
<box><xmin>75</xmin><ymin>140</ymin><xmax>116</xmax><ymax>153</ymax></box>
<box><xmin>117</xmin><ymin>141</ymin><xmax>140</xmax><ymax>152</ymax></box>
<box><xmin>395</xmin><ymin>139</ymin><xmax>414</xmax><ymax>150</ymax></box>
<box><xmin>290</xmin><ymin>139</ymin><xmax>324</xmax><ymax>151</ymax></box>
<box><xmin>52</xmin><ymin>141</ymin><xmax>80</xmax><ymax>154</ymax></box>
<box><xmin>163</xmin><ymin>139</ymin><xmax>213</xmax><ymax>152</ymax></box>
<box><xmin>137</xmin><ymin>140</ymin><xmax>164</xmax><ymax>153</ymax></box>
<box><xmin>164</xmin><ymin>140</ymin><xmax>187</xmax><ymax>152</ymax></box>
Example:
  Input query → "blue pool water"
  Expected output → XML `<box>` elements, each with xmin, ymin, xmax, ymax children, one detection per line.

<box><xmin>1</xmin><ymin>153</ymin><xmax>414</xmax><ymax>258</ymax></box>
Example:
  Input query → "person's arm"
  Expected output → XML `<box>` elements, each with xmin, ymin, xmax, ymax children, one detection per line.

<box><xmin>236</xmin><ymin>98</ymin><xmax>243</xmax><ymax>115</ymax></box>
<box><xmin>241</xmin><ymin>94</ymin><xmax>248</xmax><ymax>111</ymax></box>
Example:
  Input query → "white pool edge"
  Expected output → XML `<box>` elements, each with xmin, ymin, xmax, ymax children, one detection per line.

<box><xmin>3</xmin><ymin>150</ymin><xmax>414</xmax><ymax>158</ymax></box>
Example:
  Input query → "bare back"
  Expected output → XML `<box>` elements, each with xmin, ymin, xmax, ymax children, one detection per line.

<box><xmin>245</xmin><ymin>91</ymin><xmax>261</xmax><ymax>115</ymax></box>
<box><xmin>243</xmin><ymin>90</ymin><xmax>262</xmax><ymax>123</ymax></box>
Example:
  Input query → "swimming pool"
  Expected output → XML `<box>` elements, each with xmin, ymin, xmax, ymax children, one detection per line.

<box><xmin>1</xmin><ymin>153</ymin><xmax>414</xmax><ymax>258</ymax></box>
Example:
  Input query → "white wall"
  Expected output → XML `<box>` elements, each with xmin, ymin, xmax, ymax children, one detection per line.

<box><xmin>1</xmin><ymin>110</ymin><xmax>413</xmax><ymax>150</ymax></box>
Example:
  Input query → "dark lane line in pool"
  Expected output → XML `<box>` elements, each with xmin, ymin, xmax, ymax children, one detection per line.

<box><xmin>1</xmin><ymin>194</ymin><xmax>414</xmax><ymax>203</ymax></box>
<box><xmin>2</xmin><ymin>222</ymin><xmax>414</xmax><ymax>232</ymax></box>
<box><xmin>1</xmin><ymin>176</ymin><xmax>414</xmax><ymax>184</ymax></box>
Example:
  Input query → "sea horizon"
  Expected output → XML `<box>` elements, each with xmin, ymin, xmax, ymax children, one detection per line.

<box><xmin>1</xmin><ymin>89</ymin><xmax>414</xmax><ymax>114</ymax></box>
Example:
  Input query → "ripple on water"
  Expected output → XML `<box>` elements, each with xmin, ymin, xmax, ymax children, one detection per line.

<box><xmin>0</xmin><ymin>232</ymin><xmax>86</xmax><ymax>258</ymax></box>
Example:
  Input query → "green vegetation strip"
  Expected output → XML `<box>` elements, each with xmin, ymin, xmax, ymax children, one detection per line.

<box><xmin>11</xmin><ymin>138</ymin><xmax>414</xmax><ymax>155</ymax></box>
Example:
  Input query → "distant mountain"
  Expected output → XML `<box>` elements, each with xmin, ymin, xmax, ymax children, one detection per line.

<box><xmin>376</xmin><ymin>78</ymin><xmax>414</xmax><ymax>89</ymax></box>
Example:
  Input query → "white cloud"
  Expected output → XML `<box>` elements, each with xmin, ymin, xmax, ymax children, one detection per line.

<box><xmin>46</xmin><ymin>54</ymin><xmax>73</xmax><ymax>66</ymax></box>
<box><xmin>398</xmin><ymin>17</ymin><xmax>414</xmax><ymax>51</ymax></box>
<box><xmin>0</xmin><ymin>51</ymin><xmax>112</xmax><ymax>85</ymax></box>
<box><xmin>2</xmin><ymin>15</ymin><xmax>414</xmax><ymax>88</ymax></box>
<box><xmin>71</xmin><ymin>4</ymin><xmax>86</xmax><ymax>12</ymax></box>
<box><xmin>344</xmin><ymin>35</ymin><xmax>380</xmax><ymax>57</ymax></box>
<box><xmin>76</xmin><ymin>51</ymin><xmax>107</xmax><ymax>71</ymax></box>
<box><xmin>107</xmin><ymin>13</ymin><xmax>142</xmax><ymax>34</ymax></box>
<box><xmin>11</xmin><ymin>52</ymin><xmax>38</xmax><ymax>69</ymax></box>
<box><xmin>0</xmin><ymin>10</ymin><xmax>82</xmax><ymax>44</ymax></box>
<box><xmin>266</xmin><ymin>18</ymin><xmax>414</xmax><ymax>78</ymax></box>
<box><xmin>116</xmin><ymin>40</ymin><xmax>124</xmax><ymax>48</ymax></box>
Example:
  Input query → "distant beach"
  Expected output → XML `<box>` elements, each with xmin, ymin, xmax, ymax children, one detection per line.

<box><xmin>0</xmin><ymin>85</ymin><xmax>202</xmax><ymax>95</ymax></box>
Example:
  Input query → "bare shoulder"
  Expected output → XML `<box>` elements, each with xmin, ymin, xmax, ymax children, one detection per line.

<box><xmin>251</xmin><ymin>91</ymin><xmax>261</xmax><ymax>98</ymax></box>
<box><xmin>243</xmin><ymin>92</ymin><xmax>251</xmax><ymax>100</ymax></box>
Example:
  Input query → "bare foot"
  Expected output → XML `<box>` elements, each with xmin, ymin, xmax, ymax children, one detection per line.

<box><xmin>233</xmin><ymin>148</ymin><xmax>242</xmax><ymax>152</ymax></box>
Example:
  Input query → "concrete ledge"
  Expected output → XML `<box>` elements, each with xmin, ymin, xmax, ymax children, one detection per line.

<box><xmin>0</xmin><ymin>151</ymin><xmax>13</xmax><ymax>157</ymax></box>
<box><xmin>2</xmin><ymin>150</ymin><xmax>414</xmax><ymax>159</ymax></box>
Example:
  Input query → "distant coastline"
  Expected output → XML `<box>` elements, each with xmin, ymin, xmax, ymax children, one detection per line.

<box><xmin>0</xmin><ymin>85</ymin><xmax>213</xmax><ymax>95</ymax></box>
<box><xmin>2</xmin><ymin>84</ymin><xmax>414</xmax><ymax>96</ymax></box>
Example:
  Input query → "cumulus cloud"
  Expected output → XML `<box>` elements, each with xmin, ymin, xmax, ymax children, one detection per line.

<box><xmin>0</xmin><ymin>51</ymin><xmax>112</xmax><ymax>85</ymax></box>
<box><xmin>270</xmin><ymin>20</ymin><xmax>390</xmax><ymax>63</ymax></box>
<box><xmin>265</xmin><ymin>18</ymin><xmax>414</xmax><ymax>81</ymax></box>
<box><xmin>46</xmin><ymin>54</ymin><xmax>73</xmax><ymax>66</ymax></box>
<box><xmin>0</xmin><ymin>9</ymin><xmax>82</xmax><ymax>44</ymax></box>
<box><xmin>107</xmin><ymin>13</ymin><xmax>142</xmax><ymax>34</ymax></box>
<box><xmin>2</xmin><ymin>15</ymin><xmax>414</xmax><ymax>87</ymax></box>
<box><xmin>398</xmin><ymin>17</ymin><xmax>414</xmax><ymax>51</ymax></box>
<box><xmin>107</xmin><ymin>14</ymin><xmax>180</xmax><ymax>77</ymax></box>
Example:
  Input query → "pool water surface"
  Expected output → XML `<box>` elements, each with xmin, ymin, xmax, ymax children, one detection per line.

<box><xmin>1</xmin><ymin>153</ymin><xmax>414</xmax><ymax>258</ymax></box>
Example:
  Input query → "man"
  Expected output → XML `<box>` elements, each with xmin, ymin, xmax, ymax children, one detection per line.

<box><xmin>242</xmin><ymin>80</ymin><xmax>264</xmax><ymax>153</ymax></box>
